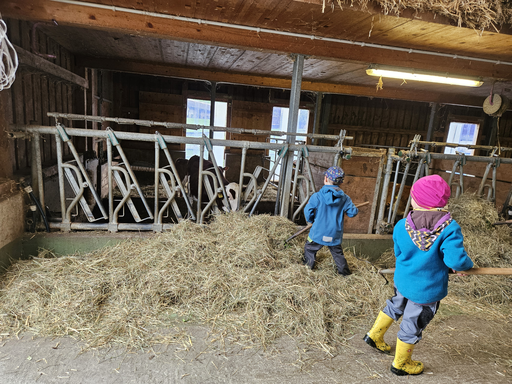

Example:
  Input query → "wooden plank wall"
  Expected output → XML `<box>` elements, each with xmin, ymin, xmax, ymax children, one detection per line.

<box><xmin>498</xmin><ymin>113</ymin><xmax>512</xmax><ymax>151</ymax></box>
<box><xmin>308</xmin><ymin>150</ymin><xmax>385</xmax><ymax>234</ymax></box>
<box><xmin>326</xmin><ymin>95</ymin><xmax>512</xmax><ymax>159</ymax></box>
<box><xmin>327</xmin><ymin>96</ymin><xmax>430</xmax><ymax>148</ymax></box>
<box><xmin>112</xmin><ymin>73</ymin><xmax>512</xmax><ymax>214</ymax></box>
<box><xmin>138</xmin><ymin>91</ymin><xmax>184</xmax><ymax>153</ymax></box>
<box><xmin>4</xmin><ymin>19</ymin><xmax>79</xmax><ymax>176</ymax></box>
<box><xmin>114</xmin><ymin>73</ymin><xmax>315</xmax><ymax>159</ymax></box>
<box><xmin>229</xmin><ymin>100</ymin><xmax>273</xmax><ymax>153</ymax></box>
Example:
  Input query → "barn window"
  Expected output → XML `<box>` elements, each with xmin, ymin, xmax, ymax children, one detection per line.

<box><xmin>185</xmin><ymin>99</ymin><xmax>228</xmax><ymax>166</ymax></box>
<box><xmin>269</xmin><ymin>107</ymin><xmax>310</xmax><ymax>180</ymax></box>
<box><xmin>444</xmin><ymin>121</ymin><xmax>480</xmax><ymax>156</ymax></box>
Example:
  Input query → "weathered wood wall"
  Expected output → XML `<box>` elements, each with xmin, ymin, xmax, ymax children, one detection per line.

<box><xmin>2</xmin><ymin>19</ymin><xmax>82</xmax><ymax>177</ymax></box>
<box><xmin>114</xmin><ymin>72</ymin><xmax>512</xmax><ymax>159</ymax></box>
<box><xmin>327</xmin><ymin>97</ymin><xmax>431</xmax><ymax>148</ymax></box>
<box><xmin>325</xmin><ymin>95</ymin><xmax>512</xmax><ymax>153</ymax></box>
<box><xmin>431</xmin><ymin>160</ymin><xmax>512</xmax><ymax>212</ymax></box>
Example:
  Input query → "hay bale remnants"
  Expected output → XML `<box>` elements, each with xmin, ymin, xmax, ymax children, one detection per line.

<box><xmin>1</xmin><ymin>193</ymin><xmax>510</xmax><ymax>353</ymax></box>
<box><xmin>331</xmin><ymin>1</ymin><xmax>512</xmax><ymax>31</ymax></box>
<box><xmin>446</xmin><ymin>193</ymin><xmax>512</xmax><ymax>311</ymax></box>
<box><xmin>0</xmin><ymin>214</ymin><xmax>390</xmax><ymax>352</ymax></box>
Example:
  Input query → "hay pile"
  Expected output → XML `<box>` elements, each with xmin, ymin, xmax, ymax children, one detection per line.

<box><xmin>330</xmin><ymin>1</ymin><xmax>512</xmax><ymax>31</ymax></box>
<box><xmin>446</xmin><ymin>193</ymin><xmax>512</xmax><ymax>310</ymax></box>
<box><xmin>0</xmin><ymin>213</ymin><xmax>390</xmax><ymax>352</ymax></box>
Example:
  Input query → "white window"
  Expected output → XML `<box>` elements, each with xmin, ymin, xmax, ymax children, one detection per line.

<box><xmin>444</xmin><ymin>122</ymin><xmax>480</xmax><ymax>156</ymax></box>
<box><xmin>186</xmin><ymin>99</ymin><xmax>227</xmax><ymax>166</ymax></box>
<box><xmin>269</xmin><ymin>107</ymin><xmax>310</xmax><ymax>180</ymax></box>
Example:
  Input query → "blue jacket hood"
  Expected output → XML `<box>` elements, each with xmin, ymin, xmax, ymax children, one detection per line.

<box><xmin>319</xmin><ymin>186</ymin><xmax>347</xmax><ymax>206</ymax></box>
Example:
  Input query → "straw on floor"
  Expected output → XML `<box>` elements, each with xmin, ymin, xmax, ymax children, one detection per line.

<box><xmin>0</xmin><ymin>213</ymin><xmax>391</xmax><ymax>352</ymax></box>
<box><xmin>0</xmin><ymin>193</ymin><xmax>510</xmax><ymax>353</ymax></box>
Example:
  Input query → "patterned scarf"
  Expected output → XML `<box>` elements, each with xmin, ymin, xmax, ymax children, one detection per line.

<box><xmin>405</xmin><ymin>211</ymin><xmax>452</xmax><ymax>251</ymax></box>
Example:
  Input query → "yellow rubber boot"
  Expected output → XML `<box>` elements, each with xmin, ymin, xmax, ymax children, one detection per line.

<box><xmin>390</xmin><ymin>338</ymin><xmax>424</xmax><ymax>376</ymax></box>
<box><xmin>363</xmin><ymin>311</ymin><xmax>393</xmax><ymax>354</ymax></box>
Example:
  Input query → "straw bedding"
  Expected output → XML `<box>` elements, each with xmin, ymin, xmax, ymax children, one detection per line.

<box><xmin>444</xmin><ymin>193</ymin><xmax>512</xmax><ymax>312</ymax></box>
<box><xmin>0</xmin><ymin>214</ymin><xmax>390</xmax><ymax>352</ymax></box>
<box><xmin>0</xmin><ymin>193</ymin><xmax>510</xmax><ymax>353</ymax></box>
<box><xmin>330</xmin><ymin>1</ymin><xmax>512</xmax><ymax>31</ymax></box>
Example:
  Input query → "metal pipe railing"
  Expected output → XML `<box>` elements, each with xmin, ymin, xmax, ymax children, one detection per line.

<box><xmin>377</xmin><ymin>149</ymin><xmax>512</xmax><ymax>232</ymax></box>
<box><xmin>15</xmin><ymin>122</ymin><xmax>512</xmax><ymax>234</ymax></box>
<box><xmin>47</xmin><ymin>113</ymin><xmax>353</xmax><ymax>142</ymax></box>
<box><xmin>14</xmin><ymin>125</ymin><xmax>346</xmax><ymax>154</ymax></box>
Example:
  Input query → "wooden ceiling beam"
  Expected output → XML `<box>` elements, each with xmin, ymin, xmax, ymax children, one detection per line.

<box><xmin>78</xmin><ymin>56</ymin><xmax>484</xmax><ymax>107</ymax></box>
<box><xmin>3</xmin><ymin>0</ymin><xmax>512</xmax><ymax>81</ymax></box>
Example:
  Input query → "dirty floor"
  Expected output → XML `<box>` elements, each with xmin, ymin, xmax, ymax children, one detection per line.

<box><xmin>0</xmin><ymin>314</ymin><xmax>511</xmax><ymax>384</ymax></box>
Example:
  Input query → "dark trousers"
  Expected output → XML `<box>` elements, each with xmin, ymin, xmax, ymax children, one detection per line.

<box><xmin>304</xmin><ymin>240</ymin><xmax>351</xmax><ymax>276</ymax></box>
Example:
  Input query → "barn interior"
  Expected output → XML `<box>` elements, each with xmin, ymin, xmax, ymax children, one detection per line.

<box><xmin>0</xmin><ymin>1</ymin><xmax>512</xmax><ymax>382</ymax></box>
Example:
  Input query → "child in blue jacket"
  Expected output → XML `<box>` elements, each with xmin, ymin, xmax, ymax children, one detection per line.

<box><xmin>364</xmin><ymin>174</ymin><xmax>474</xmax><ymax>376</ymax></box>
<box><xmin>303</xmin><ymin>166</ymin><xmax>359</xmax><ymax>276</ymax></box>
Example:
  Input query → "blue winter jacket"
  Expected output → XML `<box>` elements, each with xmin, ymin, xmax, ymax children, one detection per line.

<box><xmin>393</xmin><ymin>217</ymin><xmax>474</xmax><ymax>304</ymax></box>
<box><xmin>304</xmin><ymin>185</ymin><xmax>358</xmax><ymax>246</ymax></box>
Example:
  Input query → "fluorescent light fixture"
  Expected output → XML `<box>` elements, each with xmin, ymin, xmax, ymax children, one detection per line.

<box><xmin>366</xmin><ymin>65</ymin><xmax>483</xmax><ymax>87</ymax></box>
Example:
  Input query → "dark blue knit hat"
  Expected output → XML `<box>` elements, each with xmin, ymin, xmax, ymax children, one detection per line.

<box><xmin>325</xmin><ymin>166</ymin><xmax>345</xmax><ymax>184</ymax></box>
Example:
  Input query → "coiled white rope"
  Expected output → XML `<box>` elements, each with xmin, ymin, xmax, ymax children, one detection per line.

<box><xmin>0</xmin><ymin>18</ymin><xmax>18</xmax><ymax>91</ymax></box>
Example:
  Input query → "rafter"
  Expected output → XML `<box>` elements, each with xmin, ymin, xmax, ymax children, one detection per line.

<box><xmin>3</xmin><ymin>0</ymin><xmax>512</xmax><ymax>81</ymax></box>
<box><xmin>78</xmin><ymin>56</ymin><xmax>484</xmax><ymax>106</ymax></box>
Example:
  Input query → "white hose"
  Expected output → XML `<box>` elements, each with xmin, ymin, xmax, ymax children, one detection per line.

<box><xmin>0</xmin><ymin>18</ymin><xmax>18</xmax><ymax>91</ymax></box>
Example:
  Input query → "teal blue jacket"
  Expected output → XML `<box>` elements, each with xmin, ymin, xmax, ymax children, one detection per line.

<box><xmin>393</xmin><ymin>217</ymin><xmax>473</xmax><ymax>304</ymax></box>
<box><xmin>304</xmin><ymin>185</ymin><xmax>358</xmax><ymax>246</ymax></box>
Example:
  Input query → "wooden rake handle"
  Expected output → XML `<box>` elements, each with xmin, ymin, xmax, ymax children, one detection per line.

<box><xmin>379</xmin><ymin>267</ymin><xmax>512</xmax><ymax>275</ymax></box>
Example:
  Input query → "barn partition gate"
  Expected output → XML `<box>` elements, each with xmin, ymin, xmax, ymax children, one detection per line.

<box><xmin>372</xmin><ymin>136</ymin><xmax>512</xmax><ymax>234</ymax></box>
<box><xmin>11</xmin><ymin>113</ymin><xmax>352</xmax><ymax>232</ymax></box>
<box><xmin>10</xmin><ymin>114</ymin><xmax>512</xmax><ymax>233</ymax></box>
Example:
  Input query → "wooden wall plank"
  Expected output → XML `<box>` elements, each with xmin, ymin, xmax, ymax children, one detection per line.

<box><xmin>230</xmin><ymin>99</ymin><xmax>272</xmax><ymax>152</ymax></box>
<box><xmin>0</xmin><ymin>89</ymin><xmax>16</xmax><ymax>178</ymax></box>
<box><xmin>20</xmin><ymin>20</ymin><xmax>31</xmax><ymax>50</ymax></box>
<box><xmin>48</xmin><ymin>80</ymin><xmax>57</xmax><ymax>160</ymax></box>
<box><xmin>23</xmin><ymin>74</ymin><xmax>35</xmax><ymax>124</ymax></box>
<box><xmin>33</xmin><ymin>74</ymin><xmax>42</xmax><ymax>124</ymax></box>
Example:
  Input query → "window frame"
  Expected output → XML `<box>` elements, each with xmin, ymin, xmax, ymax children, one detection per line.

<box><xmin>443</xmin><ymin>114</ymin><xmax>485</xmax><ymax>156</ymax></box>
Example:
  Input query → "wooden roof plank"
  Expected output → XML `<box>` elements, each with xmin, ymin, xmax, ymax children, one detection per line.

<box><xmin>160</xmin><ymin>39</ymin><xmax>189</xmax><ymax>66</ymax></box>
<box><xmin>5</xmin><ymin>0</ymin><xmax>512</xmax><ymax>79</ymax></box>
<box><xmin>228</xmin><ymin>51</ymin><xmax>274</xmax><ymax>73</ymax></box>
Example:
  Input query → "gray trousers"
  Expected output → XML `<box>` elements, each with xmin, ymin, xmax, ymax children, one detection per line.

<box><xmin>383</xmin><ymin>286</ymin><xmax>440</xmax><ymax>344</ymax></box>
<box><xmin>304</xmin><ymin>240</ymin><xmax>351</xmax><ymax>276</ymax></box>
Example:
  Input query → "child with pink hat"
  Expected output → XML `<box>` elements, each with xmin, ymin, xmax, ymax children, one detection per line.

<box><xmin>363</xmin><ymin>174</ymin><xmax>474</xmax><ymax>376</ymax></box>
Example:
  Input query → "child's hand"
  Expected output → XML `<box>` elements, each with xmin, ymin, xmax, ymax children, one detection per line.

<box><xmin>452</xmin><ymin>269</ymin><xmax>468</xmax><ymax>276</ymax></box>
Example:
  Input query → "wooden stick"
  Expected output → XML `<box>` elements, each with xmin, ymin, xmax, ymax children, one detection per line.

<box><xmin>493</xmin><ymin>219</ymin><xmax>512</xmax><ymax>226</ymax></box>
<box><xmin>379</xmin><ymin>267</ymin><xmax>512</xmax><ymax>275</ymax></box>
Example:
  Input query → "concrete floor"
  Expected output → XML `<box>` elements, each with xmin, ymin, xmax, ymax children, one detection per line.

<box><xmin>0</xmin><ymin>314</ymin><xmax>510</xmax><ymax>384</ymax></box>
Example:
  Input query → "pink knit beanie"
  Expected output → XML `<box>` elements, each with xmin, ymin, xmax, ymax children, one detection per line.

<box><xmin>410</xmin><ymin>175</ymin><xmax>451</xmax><ymax>209</ymax></box>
